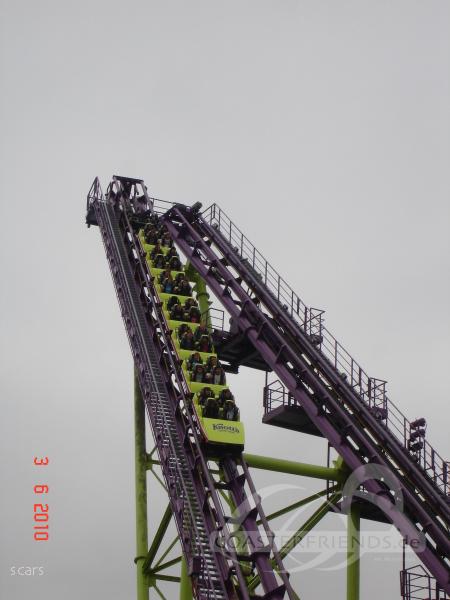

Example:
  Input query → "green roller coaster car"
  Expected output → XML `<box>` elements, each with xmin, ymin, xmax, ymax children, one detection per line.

<box><xmin>178</xmin><ymin>342</ymin><xmax>246</xmax><ymax>455</ymax></box>
<box><xmin>141</xmin><ymin>229</ymin><xmax>246</xmax><ymax>454</ymax></box>
<box><xmin>192</xmin><ymin>398</ymin><xmax>245</xmax><ymax>454</ymax></box>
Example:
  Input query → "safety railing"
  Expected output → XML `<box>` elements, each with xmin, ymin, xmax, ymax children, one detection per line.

<box><xmin>152</xmin><ymin>196</ymin><xmax>176</xmax><ymax>216</ymax></box>
<box><xmin>400</xmin><ymin>565</ymin><xmax>448</xmax><ymax>599</ymax></box>
<box><xmin>202</xmin><ymin>203</ymin><xmax>449</xmax><ymax>497</ymax></box>
<box><xmin>263</xmin><ymin>379</ymin><xmax>293</xmax><ymax>413</ymax></box>
<box><xmin>86</xmin><ymin>177</ymin><xmax>102</xmax><ymax>209</ymax></box>
<box><xmin>201</xmin><ymin>307</ymin><xmax>226</xmax><ymax>332</ymax></box>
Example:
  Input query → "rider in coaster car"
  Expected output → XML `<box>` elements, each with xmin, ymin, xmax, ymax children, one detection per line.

<box><xmin>186</xmin><ymin>352</ymin><xmax>203</xmax><ymax>372</ymax></box>
<box><xmin>150</xmin><ymin>241</ymin><xmax>164</xmax><ymax>260</ymax></box>
<box><xmin>205</xmin><ymin>366</ymin><xmax>226</xmax><ymax>386</ymax></box>
<box><xmin>180</xmin><ymin>329</ymin><xmax>195</xmax><ymax>350</ymax></box>
<box><xmin>187</xmin><ymin>305</ymin><xmax>201</xmax><ymax>323</ymax></box>
<box><xmin>169</xmin><ymin>304</ymin><xmax>184</xmax><ymax>321</ymax></box>
<box><xmin>183</xmin><ymin>298</ymin><xmax>199</xmax><ymax>323</ymax></box>
<box><xmin>144</xmin><ymin>225</ymin><xmax>158</xmax><ymax>244</ymax></box>
<box><xmin>194</xmin><ymin>323</ymin><xmax>212</xmax><ymax>352</ymax></box>
<box><xmin>167</xmin><ymin>295</ymin><xmax>180</xmax><ymax>311</ymax></box>
<box><xmin>191</xmin><ymin>364</ymin><xmax>205</xmax><ymax>383</ymax></box>
<box><xmin>205</xmin><ymin>354</ymin><xmax>222</xmax><ymax>373</ymax></box>
<box><xmin>205</xmin><ymin>356</ymin><xmax>219</xmax><ymax>371</ymax></box>
<box><xmin>168</xmin><ymin>255</ymin><xmax>182</xmax><ymax>271</ymax></box>
<box><xmin>153</xmin><ymin>253</ymin><xmax>166</xmax><ymax>270</ymax></box>
<box><xmin>203</xmin><ymin>395</ymin><xmax>220</xmax><ymax>419</ymax></box>
<box><xmin>197</xmin><ymin>335</ymin><xmax>212</xmax><ymax>353</ymax></box>
<box><xmin>174</xmin><ymin>277</ymin><xmax>191</xmax><ymax>297</ymax></box>
<box><xmin>197</xmin><ymin>387</ymin><xmax>215</xmax><ymax>407</ymax></box>
<box><xmin>156</xmin><ymin>225</ymin><xmax>168</xmax><ymax>241</ymax></box>
<box><xmin>158</xmin><ymin>268</ymin><xmax>172</xmax><ymax>285</ymax></box>
<box><xmin>143</xmin><ymin>223</ymin><xmax>153</xmax><ymax>236</ymax></box>
<box><xmin>161</xmin><ymin>275</ymin><xmax>175</xmax><ymax>294</ymax></box>
<box><xmin>161</xmin><ymin>231</ymin><xmax>173</xmax><ymax>248</ymax></box>
<box><xmin>218</xmin><ymin>389</ymin><xmax>234</xmax><ymax>409</ymax></box>
<box><xmin>223</xmin><ymin>398</ymin><xmax>239</xmax><ymax>421</ymax></box>
<box><xmin>166</xmin><ymin>246</ymin><xmax>179</xmax><ymax>260</ymax></box>
<box><xmin>177</xmin><ymin>323</ymin><xmax>190</xmax><ymax>339</ymax></box>
<box><xmin>184</xmin><ymin>297</ymin><xmax>197</xmax><ymax>310</ymax></box>
<box><xmin>194</xmin><ymin>322</ymin><xmax>209</xmax><ymax>344</ymax></box>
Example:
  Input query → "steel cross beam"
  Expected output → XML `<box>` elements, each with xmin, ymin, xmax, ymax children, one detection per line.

<box><xmin>262</xmin><ymin>487</ymin><xmax>340</xmax><ymax>525</ymax></box>
<box><xmin>243</xmin><ymin>454</ymin><xmax>346</xmax><ymax>482</ymax></box>
<box><xmin>143</xmin><ymin>453</ymin><xmax>344</xmax><ymax>483</ymax></box>
<box><xmin>142</xmin><ymin>504</ymin><xmax>173</xmax><ymax>574</ymax></box>
<box><xmin>161</xmin><ymin>205</ymin><xmax>450</xmax><ymax>593</ymax></box>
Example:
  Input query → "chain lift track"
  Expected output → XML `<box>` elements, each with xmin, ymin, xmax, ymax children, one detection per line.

<box><xmin>160</xmin><ymin>203</ymin><xmax>449</xmax><ymax>594</ymax></box>
<box><xmin>87</xmin><ymin>178</ymin><xmax>296</xmax><ymax>600</ymax></box>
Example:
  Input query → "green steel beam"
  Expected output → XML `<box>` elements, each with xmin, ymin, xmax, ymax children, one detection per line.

<box><xmin>148</xmin><ymin>446</ymin><xmax>158</xmax><ymax>459</ymax></box>
<box><xmin>261</xmin><ymin>486</ymin><xmax>340</xmax><ymax>524</ymax></box>
<box><xmin>347</xmin><ymin>503</ymin><xmax>360</xmax><ymax>600</ymax></box>
<box><xmin>148</xmin><ymin>467</ymin><xmax>168</xmax><ymax>492</ymax></box>
<box><xmin>278</xmin><ymin>491</ymin><xmax>341</xmax><ymax>561</ymax></box>
<box><xmin>179</xmin><ymin>558</ymin><xmax>193</xmax><ymax>600</ymax></box>
<box><xmin>154</xmin><ymin>556</ymin><xmax>182</xmax><ymax>573</ymax></box>
<box><xmin>134</xmin><ymin>372</ymin><xmax>150</xmax><ymax>600</ymax></box>
<box><xmin>155</xmin><ymin>574</ymin><xmax>181</xmax><ymax>583</ymax></box>
<box><xmin>247</xmin><ymin>491</ymin><xmax>341</xmax><ymax>593</ymax></box>
<box><xmin>154</xmin><ymin>536</ymin><xmax>179</xmax><ymax>569</ymax></box>
<box><xmin>153</xmin><ymin>585</ymin><xmax>168</xmax><ymax>600</ymax></box>
<box><xmin>142</xmin><ymin>503</ymin><xmax>173</xmax><ymax>574</ymax></box>
<box><xmin>243</xmin><ymin>453</ymin><xmax>345</xmax><ymax>482</ymax></box>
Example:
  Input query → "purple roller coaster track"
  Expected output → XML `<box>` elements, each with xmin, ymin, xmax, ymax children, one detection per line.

<box><xmin>86</xmin><ymin>175</ymin><xmax>449</xmax><ymax>600</ymax></box>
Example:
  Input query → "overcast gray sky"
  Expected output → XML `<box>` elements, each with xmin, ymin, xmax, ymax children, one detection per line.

<box><xmin>1</xmin><ymin>1</ymin><xmax>449</xmax><ymax>599</ymax></box>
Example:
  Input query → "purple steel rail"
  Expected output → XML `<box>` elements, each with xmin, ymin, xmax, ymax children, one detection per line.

<box><xmin>196</xmin><ymin>204</ymin><xmax>450</xmax><ymax>515</ymax></box>
<box><xmin>161</xmin><ymin>203</ymin><xmax>450</xmax><ymax>594</ymax></box>
<box><xmin>87</xmin><ymin>177</ymin><xmax>296</xmax><ymax>600</ymax></box>
<box><xmin>401</xmin><ymin>565</ymin><xmax>449</xmax><ymax>600</ymax></box>
<box><xmin>195</xmin><ymin>206</ymin><xmax>450</xmax><ymax>534</ymax></box>
<box><xmin>201</xmin><ymin>203</ymin><xmax>449</xmax><ymax>498</ymax></box>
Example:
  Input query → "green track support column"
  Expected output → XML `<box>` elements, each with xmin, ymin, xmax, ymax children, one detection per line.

<box><xmin>179</xmin><ymin>558</ymin><xmax>193</xmax><ymax>600</ymax></box>
<box><xmin>347</xmin><ymin>503</ymin><xmax>360</xmax><ymax>600</ymax></box>
<box><xmin>185</xmin><ymin>263</ymin><xmax>212</xmax><ymax>330</ymax></box>
<box><xmin>134</xmin><ymin>371</ymin><xmax>149</xmax><ymax>600</ymax></box>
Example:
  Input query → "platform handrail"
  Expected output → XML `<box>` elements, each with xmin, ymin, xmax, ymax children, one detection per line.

<box><xmin>201</xmin><ymin>203</ymin><xmax>448</xmax><ymax>497</ymax></box>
